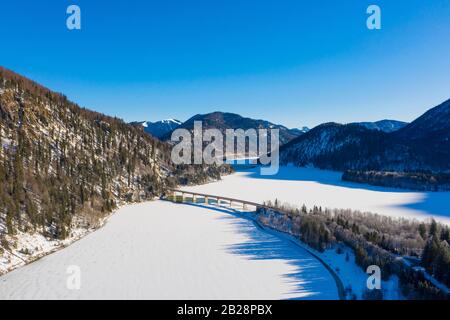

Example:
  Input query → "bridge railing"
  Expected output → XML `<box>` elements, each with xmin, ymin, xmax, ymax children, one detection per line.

<box><xmin>165</xmin><ymin>188</ymin><xmax>290</xmax><ymax>214</ymax></box>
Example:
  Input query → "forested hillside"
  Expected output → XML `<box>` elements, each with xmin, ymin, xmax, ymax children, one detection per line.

<box><xmin>0</xmin><ymin>67</ymin><xmax>227</xmax><ymax>245</ymax></box>
<box><xmin>280</xmin><ymin>122</ymin><xmax>387</xmax><ymax>170</ymax></box>
<box><xmin>280</xmin><ymin>99</ymin><xmax>450</xmax><ymax>173</ymax></box>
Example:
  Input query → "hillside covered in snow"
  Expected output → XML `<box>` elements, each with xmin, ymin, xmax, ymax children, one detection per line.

<box><xmin>0</xmin><ymin>67</ymin><xmax>229</xmax><ymax>272</ymax></box>
<box><xmin>280</xmin><ymin>99</ymin><xmax>450</xmax><ymax>173</ymax></box>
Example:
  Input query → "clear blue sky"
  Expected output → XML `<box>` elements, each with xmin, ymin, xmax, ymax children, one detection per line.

<box><xmin>0</xmin><ymin>0</ymin><xmax>449</xmax><ymax>128</ymax></box>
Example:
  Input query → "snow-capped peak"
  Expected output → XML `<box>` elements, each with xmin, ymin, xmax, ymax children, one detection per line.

<box><xmin>161</xmin><ymin>119</ymin><xmax>182</xmax><ymax>125</ymax></box>
<box><xmin>131</xmin><ymin>118</ymin><xmax>183</xmax><ymax>138</ymax></box>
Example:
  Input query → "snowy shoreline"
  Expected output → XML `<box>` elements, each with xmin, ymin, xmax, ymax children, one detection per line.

<box><xmin>0</xmin><ymin>202</ymin><xmax>129</xmax><ymax>276</ymax></box>
<box><xmin>3</xmin><ymin>165</ymin><xmax>447</xmax><ymax>278</ymax></box>
<box><xmin>251</xmin><ymin>209</ymin><xmax>403</xmax><ymax>299</ymax></box>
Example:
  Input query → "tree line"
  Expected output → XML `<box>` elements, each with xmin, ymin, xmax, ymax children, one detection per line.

<box><xmin>259</xmin><ymin>200</ymin><xmax>450</xmax><ymax>299</ymax></box>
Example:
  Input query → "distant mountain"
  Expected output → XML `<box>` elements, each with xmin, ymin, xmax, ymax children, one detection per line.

<box><xmin>131</xmin><ymin>119</ymin><xmax>182</xmax><ymax>139</ymax></box>
<box><xmin>290</xmin><ymin>126</ymin><xmax>310</xmax><ymax>135</ymax></box>
<box><xmin>280</xmin><ymin>122</ymin><xmax>387</xmax><ymax>170</ymax></box>
<box><xmin>352</xmin><ymin>120</ymin><xmax>407</xmax><ymax>133</ymax></box>
<box><xmin>162</xmin><ymin>111</ymin><xmax>302</xmax><ymax>145</ymax></box>
<box><xmin>394</xmin><ymin>99</ymin><xmax>450</xmax><ymax>140</ymax></box>
<box><xmin>280</xmin><ymin>99</ymin><xmax>450</xmax><ymax>172</ymax></box>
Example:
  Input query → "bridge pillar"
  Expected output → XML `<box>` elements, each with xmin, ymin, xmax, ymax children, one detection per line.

<box><xmin>205</xmin><ymin>196</ymin><xmax>209</xmax><ymax>205</ymax></box>
<box><xmin>217</xmin><ymin>198</ymin><xmax>221</xmax><ymax>206</ymax></box>
<box><xmin>181</xmin><ymin>193</ymin><xmax>185</xmax><ymax>203</ymax></box>
<box><xmin>243</xmin><ymin>203</ymin><xmax>247</xmax><ymax>210</ymax></box>
<box><xmin>192</xmin><ymin>195</ymin><xmax>196</xmax><ymax>203</ymax></box>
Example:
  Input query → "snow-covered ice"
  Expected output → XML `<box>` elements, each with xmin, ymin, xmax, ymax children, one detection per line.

<box><xmin>2</xmin><ymin>165</ymin><xmax>445</xmax><ymax>300</ymax></box>
<box><xmin>182</xmin><ymin>165</ymin><xmax>450</xmax><ymax>225</ymax></box>
<box><xmin>0</xmin><ymin>201</ymin><xmax>338</xmax><ymax>300</ymax></box>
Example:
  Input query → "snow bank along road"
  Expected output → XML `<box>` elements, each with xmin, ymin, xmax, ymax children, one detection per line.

<box><xmin>182</xmin><ymin>166</ymin><xmax>450</xmax><ymax>225</ymax></box>
<box><xmin>0</xmin><ymin>201</ymin><xmax>338</xmax><ymax>300</ymax></box>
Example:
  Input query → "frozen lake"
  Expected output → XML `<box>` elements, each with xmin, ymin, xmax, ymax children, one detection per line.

<box><xmin>0</xmin><ymin>201</ymin><xmax>338</xmax><ymax>300</ymax></box>
<box><xmin>182</xmin><ymin>166</ymin><xmax>450</xmax><ymax>225</ymax></box>
<box><xmin>3</xmin><ymin>165</ymin><xmax>445</xmax><ymax>299</ymax></box>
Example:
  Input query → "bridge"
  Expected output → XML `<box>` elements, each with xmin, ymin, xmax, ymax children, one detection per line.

<box><xmin>165</xmin><ymin>188</ymin><xmax>288</xmax><ymax>214</ymax></box>
<box><xmin>164</xmin><ymin>188</ymin><xmax>346</xmax><ymax>300</ymax></box>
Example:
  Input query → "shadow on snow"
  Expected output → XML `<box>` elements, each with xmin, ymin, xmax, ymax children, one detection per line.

<box><xmin>178</xmin><ymin>201</ymin><xmax>338</xmax><ymax>300</ymax></box>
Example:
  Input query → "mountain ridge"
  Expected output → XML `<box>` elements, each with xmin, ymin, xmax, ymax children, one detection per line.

<box><xmin>160</xmin><ymin>111</ymin><xmax>304</xmax><ymax>145</ymax></box>
<box><xmin>280</xmin><ymin>99</ymin><xmax>450</xmax><ymax>172</ymax></box>
<box><xmin>352</xmin><ymin>119</ymin><xmax>408</xmax><ymax>132</ymax></box>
